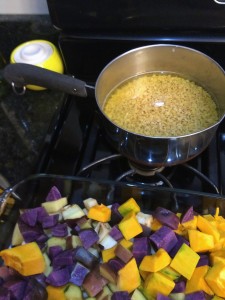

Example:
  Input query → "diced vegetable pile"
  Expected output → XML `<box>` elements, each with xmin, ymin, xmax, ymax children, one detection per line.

<box><xmin>0</xmin><ymin>187</ymin><xmax>225</xmax><ymax>299</ymax></box>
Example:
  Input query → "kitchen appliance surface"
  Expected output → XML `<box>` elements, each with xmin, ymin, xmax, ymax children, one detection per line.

<box><xmin>35</xmin><ymin>0</ymin><xmax>225</xmax><ymax>195</ymax></box>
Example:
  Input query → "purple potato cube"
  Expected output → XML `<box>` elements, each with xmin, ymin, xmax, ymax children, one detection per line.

<box><xmin>185</xmin><ymin>291</ymin><xmax>207</xmax><ymax>300</ymax></box>
<box><xmin>112</xmin><ymin>291</ymin><xmax>130</xmax><ymax>299</ymax></box>
<box><xmin>74</xmin><ymin>246</ymin><xmax>98</xmax><ymax>268</ymax></box>
<box><xmin>46</xmin><ymin>267</ymin><xmax>70</xmax><ymax>286</ymax></box>
<box><xmin>108</xmin><ymin>258</ymin><xmax>125</xmax><ymax>273</ymax></box>
<box><xmin>132</xmin><ymin>237</ymin><xmax>150</xmax><ymax>265</ymax></box>
<box><xmin>149</xmin><ymin>225</ymin><xmax>178</xmax><ymax>252</ymax></box>
<box><xmin>156</xmin><ymin>293</ymin><xmax>171</xmax><ymax>300</ymax></box>
<box><xmin>109</xmin><ymin>225</ymin><xmax>123</xmax><ymax>241</ymax></box>
<box><xmin>172</xmin><ymin>280</ymin><xmax>186</xmax><ymax>293</ymax></box>
<box><xmin>197</xmin><ymin>254</ymin><xmax>209</xmax><ymax>267</ymax></box>
<box><xmin>180</xmin><ymin>206</ymin><xmax>194</xmax><ymax>223</ymax></box>
<box><xmin>154</xmin><ymin>207</ymin><xmax>180</xmax><ymax>230</ymax></box>
<box><xmin>78</xmin><ymin>228</ymin><xmax>99</xmax><ymax>249</ymax></box>
<box><xmin>18</xmin><ymin>219</ymin><xmax>44</xmax><ymax>243</ymax></box>
<box><xmin>45</xmin><ymin>186</ymin><xmax>62</xmax><ymax>201</ymax></box>
<box><xmin>3</xmin><ymin>278</ymin><xmax>27</xmax><ymax>300</ymax></box>
<box><xmin>48</xmin><ymin>246</ymin><xmax>63</xmax><ymax>260</ymax></box>
<box><xmin>51</xmin><ymin>223</ymin><xmax>68</xmax><ymax>237</ymax></box>
<box><xmin>42</xmin><ymin>214</ymin><xmax>59</xmax><ymax>229</ymax></box>
<box><xmin>52</xmin><ymin>249</ymin><xmax>74</xmax><ymax>268</ymax></box>
<box><xmin>70</xmin><ymin>262</ymin><xmax>90</xmax><ymax>286</ymax></box>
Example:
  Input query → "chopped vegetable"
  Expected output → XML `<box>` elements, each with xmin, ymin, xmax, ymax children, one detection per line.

<box><xmin>132</xmin><ymin>237</ymin><xmax>149</xmax><ymax>265</ymax></box>
<box><xmin>87</xmin><ymin>204</ymin><xmax>111</xmax><ymax>222</ymax></box>
<box><xmin>45</xmin><ymin>186</ymin><xmax>62</xmax><ymax>201</ymax></box>
<box><xmin>114</xmin><ymin>243</ymin><xmax>133</xmax><ymax>263</ymax></box>
<box><xmin>78</xmin><ymin>228</ymin><xmax>99</xmax><ymax>249</ymax></box>
<box><xmin>118</xmin><ymin>211</ymin><xmax>143</xmax><ymax>240</ymax></box>
<box><xmin>185</xmin><ymin>265</ymin><xmax>213</xmax><ymax>295</ymax></box>
<box><xmin>139</xmin><ymin>248</ymin><xmax>171</xmax><ymax>272</ymax></box>
<box><xmin>118</xmin><ymin>197</ymin><xmax>140</xmax><ymax>216</ymax></box>
<box><xmin>188</xmin><ymin>229</ymin><xmax>215</xmax><ymax>252</ymax></box>
<box><xmin>170</xmin><ymin>243</ymin><xmax>200</xmax><ymax>280</ymax></box>
<box><xmin>150</xmin><ymin>225</ymin><xmax>178</xmax><ymax>252</ymax></box>
<box><xmin>205</xmin><ymin>262</ymin><xmax>225</xmax><ymax>297</ymax></box>
<box><xmin>3</xmin><ymin>186</ymin><xmax>225</xmax><ymax>299</ymax></box>
<box><xmin>144</xmin><ymin>272</ymin><xmax>175</xmax><ymax>298</ymax></box>
<box><xmin>197</xmin><ymin>214</ymin><xmax>220</xmax><ymax>243</ymax></box>
<box><xmin>117</xmin><ymin>257</ymin><xmax>141</xmax><ymax>293</ymax></box>
<box><xmin>153</xmin><ymin>207</ymin><xmax>180</xmax><ymax>230</ymax></box>
<box><xmin>180</xmin><ymin>206</ymin><xmax>194</xmax><ymax>224</ymax></box>
<box><xmin>70</xmin><ymin>262</ymin><xmax>90</xmax><ymax>286</ymax></box>
<box><xmin>42</xmin><ymin>197</ymin><xmax>68</xmax><ymax>214</ymax></box>
<box><xmin>0</xmin><ymin>242</ymin><xmax>45</xmax><ymax>276</ymax></box>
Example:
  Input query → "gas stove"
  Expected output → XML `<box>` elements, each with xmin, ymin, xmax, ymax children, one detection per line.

<box><xmin>35</xmin><ymin>0</ymin><xmax>225</xmax><ymax>196</ymax></box>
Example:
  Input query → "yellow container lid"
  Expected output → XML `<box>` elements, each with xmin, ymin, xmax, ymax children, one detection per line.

<box><xmin>10</xmin><ymin>40</ymin><xmax>64</xmax><ymax>91</ymax></box>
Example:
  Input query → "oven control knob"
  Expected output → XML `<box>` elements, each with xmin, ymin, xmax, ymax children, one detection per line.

<box><xmin>10</xmin><ymin>40</ymin><xmax>64</xmax><ymax>91</ymax></box>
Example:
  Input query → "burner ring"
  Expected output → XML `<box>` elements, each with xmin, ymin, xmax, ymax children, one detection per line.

<box><xmin>128</xmin><ymin>160</ymin><xmax>165</xmax><ymax>176</ymax></box>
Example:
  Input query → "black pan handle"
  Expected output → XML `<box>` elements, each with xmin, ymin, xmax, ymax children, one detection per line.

<box><xmin>3</xmin><ymin>63</ymin><xmax>94</xmax><ymax>97</ymax></box>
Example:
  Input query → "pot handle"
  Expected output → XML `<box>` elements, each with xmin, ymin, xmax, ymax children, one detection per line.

<box><xmin>3</xmin><ymin>63</ymin><xmax>93</xmax><ymax>97</ymax></box>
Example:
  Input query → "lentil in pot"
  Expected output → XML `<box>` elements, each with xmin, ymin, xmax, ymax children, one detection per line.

<box><xmin>103</xmin><ymin>73</ymin><xmax>218</xmax><ymax>137</ymax></box>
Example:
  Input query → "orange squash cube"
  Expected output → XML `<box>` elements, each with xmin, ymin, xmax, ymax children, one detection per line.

<box><xmin>205</xmin><ymin>262</ymin><xmax>225</xmax><ymax>298</ymax></box>
<box><xmin>118</xmin><ymin>198</ymin><xmax>140</xmax><ymax>216</ymax></box>
<box><xmin>139</xmin><ymin>248</ymin><xmax>171</xmax><ymax>272</ymax></box>
<box><xmin>0</xmin><ymin>242</ymin><xmax>45</xmax><ymax>276</ymax></box>
<box><xmin>188</xmin><ymin>229</ymin><xmax>214</xmax><ymax>252</ymax></box>
<box><xmin>46</xmin><ymin>285</ymin><xmax>67</xmax><ymax>300</ymax></box>
<box><xmin>143</xmin><ymin>272</ymin><xmax>175</xmax><ymax>298</ymax></box>
<box><xmin>101</xmin><ymin>245</ymin><xmax>117</xmax><ymax>262</ymax></box>
<box><xmin>170</xmin><ymin>243</ymin><xmax>200</xmax><ymax>280</ymax></box>
<box><xmin>197</xmin><ymin>215</ymin><xmax>220</xmax><ymax>243</ymax></box>
<box><xmin>118</xmin><ymin>211</ymin><xmax>143</xmax><ymax>240</ymax></box>
<box><xmin>210</xmin><ymin>249</ymin><xmax>225</xmax><ymax>266</ymax></box>
<box><xmin>117</xmin><ymin>257</ymin><xmax>141</xmax><ymax>293</ymax></box>
<box><xmin>181</xmin><ymin>215</ymin><xmax>198</xmax><ymax>230</ymax></box>
<box><xmin>87</xmin><ymin>204</ymin><xmax>111</xmax><ymax>222</ymax></box>
<box><xmin>185</xmin><ymin>265</ymin><xmax>213</xmax><ymax>296</ymax></box>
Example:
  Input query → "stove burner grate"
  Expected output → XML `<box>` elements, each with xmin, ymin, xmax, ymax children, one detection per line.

<box><xmin>76</xmin><ymin>154</ymin><xmax>219</xmax><ymax>194</ymax></box>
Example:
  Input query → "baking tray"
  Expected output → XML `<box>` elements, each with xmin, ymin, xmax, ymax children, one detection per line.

<box><xmin>0</xmin><ymin>173</ymin><xmax>225</xmax><ymax>251</ymax></box>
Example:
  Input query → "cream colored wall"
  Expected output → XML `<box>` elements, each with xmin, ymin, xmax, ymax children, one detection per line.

<box><xmin>0</xmin><ymin>0</ymin><xmax>49</xmax><ymax>14</ymax></box>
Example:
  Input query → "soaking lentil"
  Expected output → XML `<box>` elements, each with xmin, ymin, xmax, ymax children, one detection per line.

<box><xmin>103</xmin><ymin>74</ymin><xmax>218</xmax><ymax>137</ymax></box>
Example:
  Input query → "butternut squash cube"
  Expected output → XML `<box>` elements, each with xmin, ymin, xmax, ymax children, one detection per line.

<box><xmin>46</xmin><ymin>285</ymin><xmax>67</xmax><ymax>300</ymax></box>
<box><xmin>139</xmin><ymin>248</ymin><xmax>171</xmax><ymax>272</ymax></box>
<box><xmin>212</xmin><ymin>296</ymin><xmax>225</xmax><ymax>300</ymax></box>
<box><xmin>143</xmin><ymin>272</ymin><xmax>175</xmax><ymax>298</ymax></box>
<box><xmin>210</xmin><ymin>249</ymin><xmax>225</xmax><ymax>266</ymax></box>
<box><xmin>205</xmin><ymin>262</ymin><xmax>225</xmax><ymax>298</ymax></box>
<box><xmin>118</xmin><ymin>211</ymin><xmax>143</xmax><ymax>240</ymax></box>
<box><xmin>197</xmin><ymin>215</ymin><xmax>220</xmax><ymax>243</ymax></box>
<box><xmin>101</xmin><ymin>245</ymin><xmax>117</xmax><ymax>262</ymax></box>
<box><xmin>185</xmin><ymin>265</ymin><xmax>213</xmax><ymax>295</ymax></box>
<box><xmin>119</xmin><ymin>238</ymin><xmax>133</xmax><ymax>250</ymax></box>
<box><xmin>118</xmin><ymin>198</ymin><xmax>140</xmax><ymax>216</ymax></box>
<box><xmin>117</xmin><ymin>257</ymin><xmax>141</xmax><ymax>293</ymax></box>
<box><xmin>181</xmin><ymin>215</ymin><xmax>197</xmax><ymax>230</ymax></box>
<box><xmin>210</xmin><ymin>234</ymin><xmax>225</xmax><ymax>252</ymax></box>
<box><xmin>188</xmin><ymin>229</ymin><xmax>214</xmax><ymax>252</ymax></box>
<box><xmin>0</xmin><ymin>241</ymin><xmax>45</xmax><ymax>276</ymax></box>
<box><xmin>170</xmin><ymin>243</ymin><xmax>200</xmax><ymax>280</ymax></box>
<box><xmin>87</xmin><ymin>204</ymin><xmax>111</xmax><ymax>222</ymax></box>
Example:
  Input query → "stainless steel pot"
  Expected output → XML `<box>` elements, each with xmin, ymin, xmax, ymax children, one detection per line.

<box><xmin>3</xmin><ymin>44</ymin><xmax>225</xmax><ymax>169</ymax></box>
